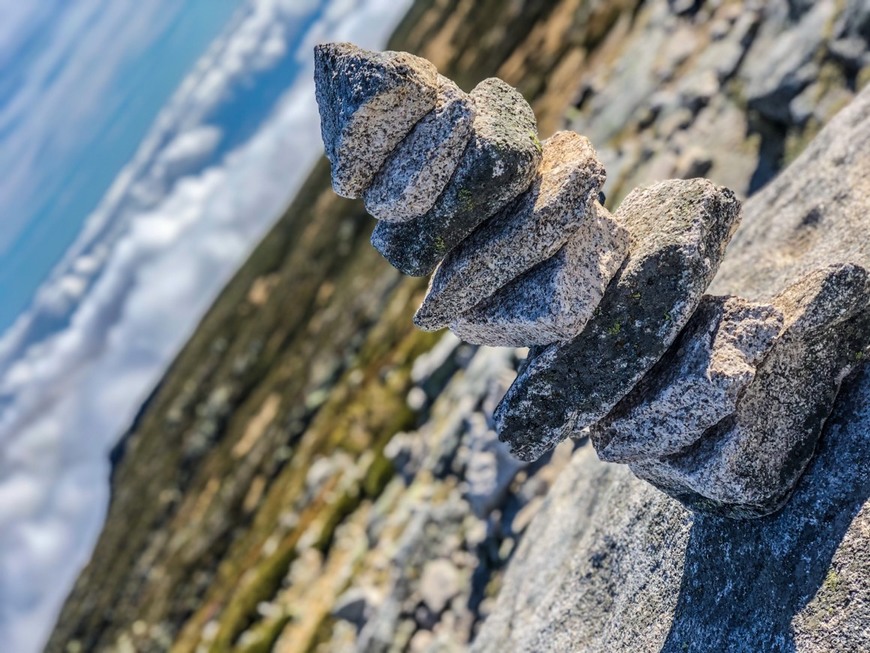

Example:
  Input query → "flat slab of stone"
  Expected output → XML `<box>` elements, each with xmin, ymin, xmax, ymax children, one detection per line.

<box><xmin>631</xmin><ymin>264</ymin><xmax>870</xmax><ymax>518</ymax></box>
<box><xmin>314</xmin><ymin>42</ymin><xmax>439</xmax><ymax>198</ymax></box>
<box><xmin>449</xmin><ymin>203</ymin><xmax>628</xmax><ymax>347</ymax></box>
<box><xmin>363</xmin><ymin>76</ymin><xmax>475</xmax><ymax>222</ymax></box>
<box><xmin>371</xmin><ymin>77</ymin><xmax>542</xmax><ymax>276</ymax></box>
<box><xmin>494</xmin><ymin>178</ymin><xmax>742</xmax><ymax>461</ymax></box>
<box><xmin>414</xmin><ymin>131</ymin><xmax>607</xmax><ymax>330</ymax></box>
<box><xmin>592</xmin><ymin>296</ymin><xmax>783</xmax><ymax>463</ymax></box>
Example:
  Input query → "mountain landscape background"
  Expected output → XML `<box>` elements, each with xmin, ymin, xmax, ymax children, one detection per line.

<box><xmin>2</xmin><ymin>0</ymin><xmax>870</xmax><ymax>652</ymax></box>
<box><xmin>0</xmin><ymin>2</ymin><xmax>411</xmax><ymax>651</ymax></box>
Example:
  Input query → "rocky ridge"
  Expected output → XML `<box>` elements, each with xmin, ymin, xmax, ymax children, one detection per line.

<box><xmin>314</xmin><ymin>43</ymin><xmax>870</xmax><ymax>517</ymax></box>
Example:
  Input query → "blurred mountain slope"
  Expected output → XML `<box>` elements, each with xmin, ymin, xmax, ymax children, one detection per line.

<box><xmin>48</xmin><ymin>1</ymin><xmax>870</xmax><ymax>652</ymax></box>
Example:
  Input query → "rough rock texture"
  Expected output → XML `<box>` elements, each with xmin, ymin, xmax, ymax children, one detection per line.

<box><xmin>314</xmin><ymin>43</ymin><xmax>438</xmax><ymax>198</ymax></box>
<box><xmin>593</xmin><ymin>295</ymin><xmax>785</xmax><ymax>463</ymax></box>
<box><xmin>450</xmin><ymin>204</ymin><xmax>627</xmax><ymax>347</ymax></box>
<box><xmin>415</xmin><ymin>131</ymin><xmax>606</xmax><ymax>329</ymax></box>
<box><xmin>632</xmin><ymin>265</ymin><xmax>870</xmax><ymax>518</ymax></box>
<box><xmin>476</xmin><ymin>75</ymin><xmax>870</xmax><ymax>653</ymax></box>
<box><xmin>364</xmin><ymin>76</ymin><xmax>475</xmax><ymax>222</ymax></box>
<box><xmin>371</xmin><ymin>77</ymin><xmax>541</xmax><ymax>276</ymax></box>
<box><xmin>495</xmin><ymin>179</ymin><xmax>742</xmax><ymax>461</ymax></box>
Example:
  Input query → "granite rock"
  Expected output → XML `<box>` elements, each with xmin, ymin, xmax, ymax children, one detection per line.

<box><xmin>475</xmin><ymin>84</ymin><xmax>870</xmax><ymax>653</ymax></box>
<box><xmin>450</xmin><ymin>203</ymin><xmax>628</xmax><ymax>347</ymax></box>
<box><xmin>592</xmin><ymin>296</ymin><xmax>784</xmax><ymax>463</ymax></box>
<box><xmin>364</xmin><ymin>76</ymin><xmax>475</xmax><ymax>222</ymax></box>
<box><xmin>494</xmin><ymin>179</ymin><xmax>742</xmax><ymax>461</ymax></box>
<box><xmin>414</xmin><ymin>131</ymin><xmax>606</xmax><ymax>329</ymax></box>
<box><xmin>371</xmin><ymin>77</ymin><xmax>541</xmax><ymax>276</ymax></box>
<box><xmin>632</xmin><ymin>264</ymin><xmax>870</xmax><ymax>517</ymax></box>
<box><xmin>314</xmin><ymin>42</ymin><xmax>438</xmax><ymax>198</ymax></box>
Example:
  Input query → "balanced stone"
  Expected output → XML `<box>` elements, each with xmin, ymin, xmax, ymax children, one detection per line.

<box><xmin>494</xmin><ymin>179</ymin><xmax>742</xmax><ymax>461</ymax></box>
<box><xmin>414</xmin><ymin>131</ymin><xmax>607</xmax><ymax>330</ymax></box>
<box><xmin>631</xmin><ymin>264</ymin><xmax>870</xmax><ymax>518</ymax></box>
<box><xmin>450</xmin><ymin>203</ymin><xmax>628</xmax><ymax>347</ymax></box>
<box><xmin>364</xmin><ymin>76</ymin><xmax>475</xmax><ymax>222</ymax></box>
<box><xmin>592</xmin><ymin>296</ymin><xmax>784</xmax><ymax>463</ymax></box>
<box><xmin>371</xmin><ymin>77</ymin><xmax>542</xmax><ymax>276</ymax></box>
<box><xmin>314</xmin><ymin>42</ymin><xmax>438</xmax><ymax>198</ymax></box>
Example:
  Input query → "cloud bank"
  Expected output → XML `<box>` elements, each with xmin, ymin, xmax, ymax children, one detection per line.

<box><xmin>0</xmin><ymin>0</ymin><xmax>412</xmax><ymax>650</ymax></box>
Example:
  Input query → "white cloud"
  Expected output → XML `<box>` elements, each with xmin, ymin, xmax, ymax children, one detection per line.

<box><xmin>0</xmin><ymin>0</ymin><xmax>413</xmax><ymax>650</ymax></box>
<box><xmin>0</xmin><ymin>0</ymin><xmax>185</xmax><ymax>254</ymax></box>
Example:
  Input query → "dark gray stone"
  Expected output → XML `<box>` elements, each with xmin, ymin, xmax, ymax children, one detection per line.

<box><xmin>371</xmin><ymin>77</ymin><xmax>542</xmax><ymax>276</ymax></box>
<box><xmin>449</xmin><ymin>204</ymin><xmax>628</xmax><ymax>347</ymax></box>
<box><xmin>494</xmin><ymin>178</ymin><xmax>742</xmax><ymax>461</ymax></box>
<box><xmin>314</xmin><ymin>42</ymin><xmax>438</xmax><ymax>198</ymax></box>
<box><xmin>414</xmin><ymin>131</ymin><xmax>608</xmax><ymax>330</ymax></box>
<box><xmin>592</xmin><ymin>295</ymin><xmax>784</xmax><ymax>463</ymax></box>
<box><xmin>363</xmin><ymin>76</ymin><xmax>475</xmax><ymax>222</ymax></box>
<box><xmin>332</xmin><ymin>588</ymin><xmax>372</xmax><ymax>627</ymax></box>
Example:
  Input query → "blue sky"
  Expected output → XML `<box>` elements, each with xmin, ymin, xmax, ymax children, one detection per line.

<box><xmin>0</xmin><ymin>0</ymin><xmax>239</xmax><ymax>333</ymax></box>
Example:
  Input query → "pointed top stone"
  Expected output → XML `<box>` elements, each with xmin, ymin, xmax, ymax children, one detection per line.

<box><xmin>314</xmin><ymin>42</ymin><xmax>439</xmax><ymax>198</ymax></box>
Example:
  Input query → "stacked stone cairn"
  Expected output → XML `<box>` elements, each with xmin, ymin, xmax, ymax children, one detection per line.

<box><xmin>314</xmin><ymin>43</ymin><xmax>870</xmax><ymax>518</ymax></box>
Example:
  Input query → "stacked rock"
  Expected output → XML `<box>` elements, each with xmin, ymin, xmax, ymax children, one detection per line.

<box><xmin>314</xmin><ymin>43</ymin><xmax>870</xmax><ymax>518</ymax></box>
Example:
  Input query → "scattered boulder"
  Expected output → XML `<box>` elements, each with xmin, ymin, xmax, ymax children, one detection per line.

<box><xmin>419</xmin><ymin>558</ymin><xmax>461</xmax><ymax>614</ymax></box>
<box><xmin>415</xmin><ymin>131</ymin><xmax>607</xmax><ymax>330</ymax></box>
<box><xmin>371</xmin><ymin>77</ymin><xmax>541</xmax><ymax>276</ymax></box>
<box><xmin>314</xmin><ymin>43</ymin><xmax>439</xmax><ymax>198</ymax></box>
<box><xmin>494</xmin><ymin>179</ymin><xmax>742</xmax><ymax>461</ymax></box>
<box><xmin>364</xmin><ymin>76</ymin><xmax>475</xmax><ymax>222</ymax></box>
<box><xmin>332</xmin><ymin>588</ymin><xmax>374</xmax><ymax>627</ymax></box>
<box><xmin>450</xmin><ymin>204</ymin><xmax>628</xmax><ymax>347</ymax></box>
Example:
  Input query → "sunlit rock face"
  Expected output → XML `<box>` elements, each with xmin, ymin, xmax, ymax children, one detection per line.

<box><xmin>314</xmin><ymin>42</ymin><xmax>870</xmax><ymax>519</ymax></box>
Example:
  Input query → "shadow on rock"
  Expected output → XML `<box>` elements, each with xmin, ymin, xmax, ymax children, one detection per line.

<box><xmin>661</xmin><ymin>365</ymin><xmax>870</xmax><ymax>653</ymax></box>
